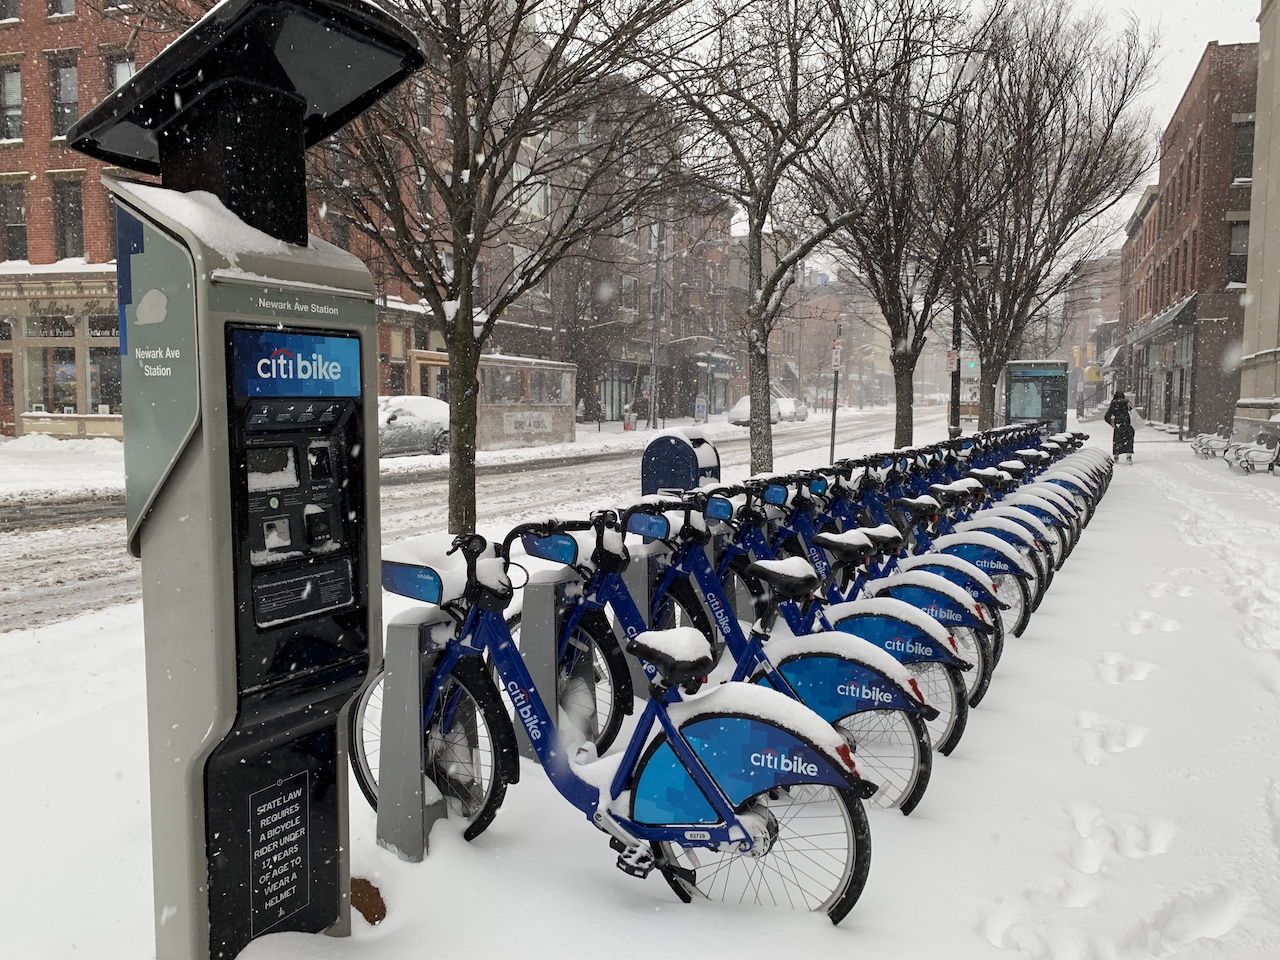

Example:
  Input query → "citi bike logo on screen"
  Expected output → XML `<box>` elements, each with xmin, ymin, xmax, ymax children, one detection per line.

<box><xmin>750</xmin><ymin>747</ymin><xmax>818</xmax><ymax>777</ymax></box>
<box><xmin>257</xmin><ymin>347</ymin><xmax>344</xmax><ymax>384</ymax></box>
<box><xmin>233</xmin><ymin>330</ymin><xmax>361</xmax><ymax>398</ymax></box>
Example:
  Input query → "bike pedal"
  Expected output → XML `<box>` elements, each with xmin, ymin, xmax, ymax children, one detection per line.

<box><xmin>615</xmin><ymin>844</ymin><xmax>655</xmax><ymax>878</ymax></box>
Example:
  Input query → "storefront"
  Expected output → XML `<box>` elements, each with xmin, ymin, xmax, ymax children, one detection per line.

<box><xmin>0</xmin><ymin>265</ymin><xmax>122</xmax><ymax>438</ymax></box>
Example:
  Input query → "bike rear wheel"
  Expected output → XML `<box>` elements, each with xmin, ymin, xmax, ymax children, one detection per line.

<box><xmin>908</xmin><ymin>661</ymin><xmax>968</xmax><ymax>755</ymax></box>
<box><xmin>835</xmin><ymin>708</ymin><xmax>932</xmax><ymax>815</ymax></box>
<box><xmin>655</xmin><ymin>784</ymin><xmax>871</xmax><ymax>925</ymax></box>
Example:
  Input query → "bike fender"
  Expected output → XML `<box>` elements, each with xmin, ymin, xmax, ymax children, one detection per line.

<box><xmin>825</xmin><ymin>597</ymin><xmax>966</xmax><ymax>668</ymax></box>
<box><xmin>895</xmin><ymin>553</ymin><xmax>1001</xmax><ymax>607</ymax></box>
<box><xmin>869</xmin><ymin>582</ymin><xmax>989</xmax><ymax>633</ymax></box>
<box><xmin>759</xmin><ymin>631</ymin><xmax>937</xmax><ymax>720</ymax></box>
<box><xmin>979</xmin><ymin>506</ymin><xmax>1054</xmax><ymax>543</ymax></box>
<box><xmin>954</xmin><ymin>516</ymin><xmax>1042</xmax><ymax>549</ymax></box>
<box><xmin>630</xmin><ymin>685</ymin><xmax>875</xmax><ymax>825</ymax></box>
<box><xmin>932</xmin><ymin>531</ymin><xmax>1035</xmax><ymax>578</ymax></box>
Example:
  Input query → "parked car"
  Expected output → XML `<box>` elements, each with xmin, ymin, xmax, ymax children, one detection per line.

<box><xmin>777</xmin><ymin>398</ymin><xmax>810</xmax><ymax>421</ymax></box>
<box><xmin>727</xmin><ymin>395</ymin><xmax>781</xmax><ymax>425</ymax></box>
<box><xmin>378</xmin><ymin>395</ymin><xmax>450</xmax><ymax>456</ymax></box>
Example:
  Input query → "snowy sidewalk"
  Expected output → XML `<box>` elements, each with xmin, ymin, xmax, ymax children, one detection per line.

<box><xmin>4</xmin><ymin>430</ymin><xmax>1280</xmax><ymax>959</ymax></box>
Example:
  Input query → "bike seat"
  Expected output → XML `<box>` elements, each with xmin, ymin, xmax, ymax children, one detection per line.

<box><xmin>625</xmin><ymin>627</ymin><xmax>714</xmax><ymax>689</ymax></box>
<box><xmin>745</xmin><ymin>557</ymin><xmax>821</xmax><ymax>601</ymax></box>
<box><xmin>811</xmin><ymin>530</ymin><xmax>877</xmax><ymax>565</ymax></box>
<box><xmin>859</xmin><ymin>523</ymin><xmax>905</xmax><ymax>552</ymax></box>
<box><xmin>893</xmin><ymin>495</ymin><xmax>940</xmax><ymax>521</ymax></box>
<box><xmin>927</xmin><ymin>483</ymin><xmax>971</xmax><ymax>507</ymax></box>
<box><xmin>1017</xmin><ymin>448</ymin><xmax>1050</xmax><ymax>464</ymax></box>
<box><xmin>997</xmin><ymin>459</ymin><xmax>1027</xmax><ymax>478</ymax></box>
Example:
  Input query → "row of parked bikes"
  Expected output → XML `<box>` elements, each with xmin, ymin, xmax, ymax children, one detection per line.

<box><xmin>348</xmin><ymin>423</ymin><xmax>1113</xmax><ymax>924</ymax></box>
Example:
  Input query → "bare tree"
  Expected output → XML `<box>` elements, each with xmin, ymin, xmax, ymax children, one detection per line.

<box><xmin>312</xmin><ymin>0</ymin><xmax>698</xmax><ymax>531</ymax></box>
<box><xmin>952</xmin><ymin>1</ymin><xmax>1155</xmax><ymax>427</ymax></box>
<box><xmin>649</xmin><ymin>0</ymin><xmax>893</xmax><ymax>472</ymax></box>
<box><xmin>811</xmin><ymin>0</ymin><xmax>999</xmax><ymax>447</ymax></box>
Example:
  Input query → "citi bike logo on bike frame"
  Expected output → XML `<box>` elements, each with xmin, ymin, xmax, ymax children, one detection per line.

<box><xmin>750</xmin><ymin>747</ymin><xmax>818</xmax><ymax>777</ymax></box>
<box><xmin>506</xmin><ymin>681</ymin><xmax>543</xmax><ymax>740</ymax></box>
<box><xmin>884</xmin><ymin>636</ymin><xmax>937</xmax><ymax>657</ymax></box>
<box><xmin>922</xmin><ymin>603</ymin><xmax>964</xmax><ymax>624</ymax></box>
<box><xmin>704</xmin><ymin>588</ymin><xmax>737</xmax><ymax>641</ymax></box>
<box><xmin>837</xmin><ymin>680</ymin><xmax>895</xmax><ymax>704</ymax></box>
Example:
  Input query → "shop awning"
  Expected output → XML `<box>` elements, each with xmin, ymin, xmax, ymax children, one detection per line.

<box><xmin>1101</xmin><ymin>346</ymin><xmax>1122</xmax><ymax>369</ymax></box>
<box><xmin>1128</xmin><ymin>294</ymin><xmax>1196</xmax><ymax>347</ymax></box>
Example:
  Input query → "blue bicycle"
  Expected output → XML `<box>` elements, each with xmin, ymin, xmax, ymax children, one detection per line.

<box><xmin>371</xmin><ymin>530</ymin><xmax>876</xmax><ymax>922</ymax></box>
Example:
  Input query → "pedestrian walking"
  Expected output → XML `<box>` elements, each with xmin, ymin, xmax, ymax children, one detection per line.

<box><xmin>1104</xmin><ymin>390</ymin><xmax>1135</xmax><ymax>464</ymax></box>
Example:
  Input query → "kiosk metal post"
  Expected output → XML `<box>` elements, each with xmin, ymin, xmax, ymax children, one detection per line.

<box><xmin>66</xmin><ymin>2</ymin><xmax>424</xmax><ymax>958</ymax></box>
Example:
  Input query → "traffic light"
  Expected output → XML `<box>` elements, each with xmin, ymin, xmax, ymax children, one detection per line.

<box><xmin>1073</xmin><ymin>346</ymin><xmax>1081</xmax><ymax>367</ymax></box>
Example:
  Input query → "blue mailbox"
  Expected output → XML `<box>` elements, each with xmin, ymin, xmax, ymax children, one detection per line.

<box><xmin>641</xmin><ymin>427</ymin><xmax>721</xmax><ymax>495</ymax></box>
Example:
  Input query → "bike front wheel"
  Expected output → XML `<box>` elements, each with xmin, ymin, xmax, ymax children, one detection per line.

<box><xmin>506</xmin><ymin>612</ymin><xmax>631</xmax><ymax>755</ymax></box>
<box><xmin>349</xmin><ymin>657</ymin><xmax>514</xmax><ymax>842</ymax></box>
<box><xmin>908</xmin><ymin>661</ymin><xmax>968</xmax><ymax>755</ymax></box>
<box><xmin>951</xmin><ymin>625</ymin><xmax>994</xmax><ymax>707</ymax></box>
<box><xmin>655</xmin><ymin>784</ymin><xmax>871</xmax><ymax>925</ymax></box>
<box><xmin>835</xmin><ymin>708</ymin><xmax>932</xmax><ymax>815</ymax></box>
<box><xmin>992</xmin><ymin>572</ymin><xmax>1031</xmax><ymax>637</ymax></box>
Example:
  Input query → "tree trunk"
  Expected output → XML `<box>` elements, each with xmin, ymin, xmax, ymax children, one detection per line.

<box><xmin>977</xmin><ymin>368</ymin><xmax>999</xmax><ymax>430</ymax></box>
<box><xmin>748</xmin><ymin>316</ymin><xmax>773</xmax><ymax>473</ymax></box>
<box><xmin>447</xmin><ymin>317</ymin><xmax>481</xmax><ymax>533</ymax></box>
<box><xmin>892</xmin><ymin>353</ymin><xmax>916</xmax><ymax>448</ymax></box>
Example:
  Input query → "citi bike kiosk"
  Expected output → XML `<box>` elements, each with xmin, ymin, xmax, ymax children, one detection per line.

<box><xmin>66</xmin><ymin>1</ymin><xmax>424</xmax><ymax>957</ymax></box>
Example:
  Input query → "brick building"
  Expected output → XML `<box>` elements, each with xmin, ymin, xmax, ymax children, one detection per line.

<box><xmin>1118</xmin><ymin>41</ymin><xmax>1256</xmax><ymax>435</ymax></box>
<box><xmin>1237</xmin><ymin>0</ymin><xmax>1280</xmax><ymax>429</ymax></box>
<box><xmin>1053</xmin><ymin>250</ymin><xmax>1121</xmax><ymax>411</ymax></box>
<box><xmin>0</xmin><ymin>3</ymin><xmax>173</xmax><ymax>437</ymax></box>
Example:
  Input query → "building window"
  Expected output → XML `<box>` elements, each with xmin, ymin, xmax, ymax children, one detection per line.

<box><xmin>620</xmin><ymin>274</ymin><xmax>636</xmax><ymax>310</ymax></box>
<box><xmin>88</xmin><ymin>315</ymin><xmax>118</xmax><ymax>337</ymax></box>
<box><xmin>89</xmin><ymin>346</ymin><xmax>120</xmax><ymax>413</ymax></box>
<box><xmin>25</xmin><ymin>316</ymin><xmax>76</xmax><ymax>337</ymax></box>
<box><xmin>1233</xmin><ymin>122</ymin><xmax>1255</xmax><ymax>181</ymax></box>
<box><xmin>329</xmin><ymin>217</ymin><xmax>348</xmax><ymax>250</ymax></box>
<box><xmin>53</xmin><ymin>179</ymin><xmax>83</xmax><ymax>259</ymax></box>
<box><xmin>1</xmin><ymin>183</ymin><xmax>25</xmax><ymax>260</ymax></box>
<box><xmin>1</xmin><ymin>66</ymin><xmax>20</xmax><ymax>139</ymax></box>
<box><xmin>107</xmin><ymin>56</ymin><xmax>135</xmax><ymax>90</ymax></box>
<box><xmin>0</xmin><ymin>0</ymin><xmax>17</xmax><ymax>19</ymax></box>
<box><xmin>24</xmin><ymin>346</ymin><xmax>77</xmax><ymax>412</ymax></box>
<box><xmin>50</xmin><ymin>61</ymin><xmax>78</xmax><ymax>137</ymax></box>
<box><xmin>1229</xmin><ymin>222</ymin><xmax>1249</xmax><ymax>284</ymax></box>
<box><xmin>48</xmin><ymin>0</ymin><xmax>74</xmax><ymax>14</ymax></box>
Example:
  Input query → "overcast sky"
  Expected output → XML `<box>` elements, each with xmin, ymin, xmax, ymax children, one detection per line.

<box><xmin>1122</xmin><ymin>0</ymin><xmax>1261</xmax><ymax>128</ymax></box>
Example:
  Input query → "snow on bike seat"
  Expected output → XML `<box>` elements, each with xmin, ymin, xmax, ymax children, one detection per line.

<box><xmin>746</xmin><ymin>556</ymin><xmax>821</xmax><ymax>600</ymax></box>
<box><xmin>626</xmin><ymin>627</ymin><xmax>714</xmax><ymax>687</ymax></box>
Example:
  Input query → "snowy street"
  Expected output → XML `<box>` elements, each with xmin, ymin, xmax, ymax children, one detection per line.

<box><xmin>4</xmin><ymin>422</ymin><xmax>1280</xmax><ymax>959</ymax></box>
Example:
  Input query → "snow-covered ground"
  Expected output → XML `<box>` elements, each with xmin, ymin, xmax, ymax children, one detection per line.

<box><xmin>4</xmin><ymin>422</ymin><xmax>1280</xmax><ymax>959</ymax></box>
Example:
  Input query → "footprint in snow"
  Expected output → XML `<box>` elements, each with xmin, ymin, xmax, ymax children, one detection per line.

<box><xmin>1076</xmin><ymin>712</ymin><xmax>1149</xmax><ymax>765</ymax></box>
<box><xmin>1096</xmin><ymin>653</ymin><xmax>1160</xmax><ymax>684</ymax></box>
<box><xmin>1025</xmin><ymin>873</ymin><xmax>1100</xmax><ymax>909</ymax></box>
<box><xmin>1117</xmin><ymin>884</ymin><xmax>1253</xmax><ymax>959</ymax></box>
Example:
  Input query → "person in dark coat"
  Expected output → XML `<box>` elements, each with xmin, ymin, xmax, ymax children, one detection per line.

<box><xmin>1104</xmin><ymin>391</ymin><xmax>1135</xmax><ymax>463</ymax></box>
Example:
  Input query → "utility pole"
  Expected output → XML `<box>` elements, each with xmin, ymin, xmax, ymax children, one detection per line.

<box><xmin>829</xmin><ymin>322</ymin><xmax>842</xmax><ymax>463</ymax></box>
<box><xmin>648</xmin><ymin>219</ymin><xmax>666</xmax><ymax>430</ymax></box>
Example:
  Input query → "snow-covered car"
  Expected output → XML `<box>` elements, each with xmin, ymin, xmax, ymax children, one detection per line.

<box><xmin>378</xmin><ymin>395</ymin><xmax>450</xmax><ymax>456</ymax></box>
<box><xmin>727</xmin><ymin>395</ymin><xmax>781</xmax><ymax>425</ymax></box>
<box><xmin>777</xmin><ymin>398</ymin><xmax>809</xmax><ymax>421</ymax></box>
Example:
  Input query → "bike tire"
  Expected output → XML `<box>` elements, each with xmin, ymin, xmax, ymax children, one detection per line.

<box><xmin>908</xmin><ymin>661</ymin><xmax>968</xmax><ymax>755</ymax></box>
<box><xmin>506</xmin><ymin>611</ymin><xmax>631</xmax><ymax>755</ymax></box>
<box><xmin>952</xmin><ymin>625</ymin><xmax>994</xmax><ymax>707</ymax></box>
<box><xmin>836</xmin><ymin>708</ymin><xmax>933</xmax><ymax>816</ymax></box>
<box><xmin>349</xmin><ymin>657</ymin><xmax>516</xmax><ymax>843</ymax></box>
<box><xmin>655</xmin><ymin>784</ymin><xmax>872</xmax><ymax>925</ymax></box>
<box><xmin>980</xmin><ymin>601</ymin><xmax>1006</xmax><ymax>667</ymax></box>
<box><xmin>992</xmin><ymin>571</ymin><xmax>1031</xmax><ymax>637</ymax></box>
<box><xmin>653</xmin><ymin>575</ymin><xmax>720</xmax><ymax>661</ymax></box>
